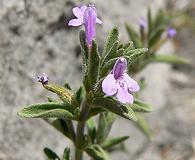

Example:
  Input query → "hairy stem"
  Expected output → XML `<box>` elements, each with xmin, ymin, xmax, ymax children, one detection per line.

<box><xmin>75</xmin><ymin>98</ymin><xmax>90</xmax><ymax>160</ymax></box>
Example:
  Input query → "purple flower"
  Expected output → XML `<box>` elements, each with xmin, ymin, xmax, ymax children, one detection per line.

<box><xmin>167</xmin><ymin>27</ymin><xmax>177</xmax><ymax>38</ymax></box>
<box><xmin>68</xmin><ymin>4</ymin><xmax>102</xmax><ymax>46</ymax></box>
<box><xmin>102</xmin><ymin>57</ymin><xmax>140</xmax><ymax>104</ymax></box>
<box><xmin>139</xmin><ymin>17</ymin><xmax>147</xmax><ymax>29</ymax></box>
<box><xmin>37</xmin><ymin>73</ymin><xmax>49</xmax><ymax>84</ymax></box>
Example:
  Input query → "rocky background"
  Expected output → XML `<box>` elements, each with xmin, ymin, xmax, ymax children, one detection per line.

<box><xmin>0</xmin><ymin>0</ymin><xmax>195</xmax><ymax>160</ymax></box>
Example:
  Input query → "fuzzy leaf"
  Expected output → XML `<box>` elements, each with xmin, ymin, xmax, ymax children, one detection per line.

<box><xmin>44</xmin><ymin>147</ymin><xmax>60</xmax><ymax>160</ymax></box>
<box><xmin>103</xmin><ymin>41</ymin><xmax>119</xmax><ymax>63</ymax></box>
<box><xmin>123</xmin><ymin>41</ymin><xmax>134</xmax><ymax>54</ymax></box>
<box><xmin>92</xmin><ymin>97</ymin><xmax>137</xmax><ymax>121</ymax></box>
<box><xmin>87</xmin><ymin>117</ymin><xmax>97</xmax><ymax>143</ymax></box>
<box><xmin>148</xmin><ymin>26</ymin><xmax>165</xmax><ymax>47</ymax></box>
<box><xmin>88</xmin><ymin>107</ymin><xmax>105</xmax><ymax>118</ymax></box>
<box><xmin>134</xmin><ymin>113</ymin><xmax>153</xmax><ymax>140</ymax></box>
<box><xmin>101</xmin><ymin>136</ymin><xmax>129</xmax><ymax>149</ymax></box>
<box><xmin>18</xmin><ymin>102</ymin><xmax>74</xmax><ymax>119</ymax></box>
<box><xmin>79</xmin><ymin>30</ymin><xmax>88</xmax><ymax>59</ymax></box>
<box><xmin>150</xmin><ymin>55</ymin><xmax>188</xmax><ymax>64</ymax></box>
<box><xmin>86</xmin><ymin>144</ymin><xmax>109</xmax><ymax>160</ymax></box>
<box><xmin>96</xmin><ymin>112</ymin><xmax>116</xmax><ymax>144</ymax></box>
<box><xmin>76</xmin><ymin>86</ymin><xmax>85</xmax><ymax>105</ymax></box>
<box><xmin>131</xmin><ymin>99</ymin><xmax>153</xmax><ymax>112</ymax></box>
<box><xmin>44</xmin><ymin>118</ymin><xmax>71</xmax><ymax>138</ymax></box>
<box><xmin>88</xmin><ymin>40</ymin><xmax>100</xmax><ymax>89</ymax></box>
<box><xmin>63</xmin><ymin>148</ymin><xmax>70</xmax><ymax>160</ymax></box>
<box><xmin>126</xmin><ymin>48</ymin><xmax>149</xmax><ymax>64</ymax></box>
<box><xmin>125</xmin><ymin>23</ymin><xmax>142</xmax><ymax>48</ymax></box>
<box><xmin>102</xmin><ymin>27</ymin><xmax>119</xmax><ymax>58</ymax></box>
<box><xmin>116</xmin><ymin>48</ymin><xmax>124</xmax><ymax>57</ymax></box>
<box><xmin>147</xmin><ymin>7</ymin><xmax>153</xmax><ymax>35</ymax></box>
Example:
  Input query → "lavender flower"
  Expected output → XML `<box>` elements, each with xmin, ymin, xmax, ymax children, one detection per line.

<box><xmin>102</xmin><ymin>57</ymin><xmax>140</xmax><ymax>104</ymax></box>
<box><xmin>167</xmin><ymin>27</ymin><xmax>177</xmax><ymax>38</ymax></box>
<box><xmin>68</xmin><ymin>4</ymin><xmax>102</xmax><ymax>46</ymax></box>
<box><xmin>139</xmin><ymin>17</ymin><xmax>147</xmax><ymax>29</ymax></box>
<box><xmin>37</xmin><ymin>73</ymin><xmax>49</xmax><ymax>84</ymax></box>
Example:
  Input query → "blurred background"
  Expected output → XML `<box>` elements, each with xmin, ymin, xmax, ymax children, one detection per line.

<box><xmin>0</xmin><ymin>0</ymin><xmax>195</xmax><ymax>159</ymax></box>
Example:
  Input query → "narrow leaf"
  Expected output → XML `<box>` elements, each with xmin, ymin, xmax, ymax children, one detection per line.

<box><xmin>85</xmin><ymin>144</ymin><xmax>109</xmax><ymax>160</ymax></box>
<box><xmin>126</xmin><ymin>48</ymin><xmax>149</xmax><ymax>64</ymax></box>
<box><xmin>134</xmin><ymin>113</ymin><xmax>153</xmax><ymax>140</ymax></box>
<box><xmin>92</xmin><ymin>97</ymin><xmax>137</xmax><ymax>121</ymax></box>
<box><xmin>125</xmin><ymin>23</ymin><xmax>142</xmax><ymax>48</ymax></box>
<box><xmin>18</xmin><ymin>102</ymin><xmax>74</xmax><ymax>119</ymax></box>
<box><xmin>150</xmin><ymin>55</ymin><xmax>188</xmax><ymax>64</ymax></box>
<box><xmin>131</xmin><ymin>99</ymin><xmax>153</xmax><ymax>112</ymax></box>
<box><xmin>102</xmin><ymin>27</ymin><xmax>119</xmax><ymax>57</ymax></box>
<box><xmin>88</xmin><ymin>40</ymin><xmax>100</xmax><ymax>89</ymax></box>
<box><xmin>63</xmin><ymin>148</ymin><xmax>70</xmax><ymax>160</ymax></box>
<box><xmin>101</xmin><ymin>136</ymin><xmax>129</xmax><ymax>149</ymax></box>
<box><xmin>44</xmin><ymin>147</ymin><xmax>60</xmax><ymax>160</ymax></box>
<box><xmin>44</xmin><ymin>118</ymin><xmax>71</xmax><ymax>138</ymax></box>
<box><xmin>87</xmin><ymin>117</ymin><xmax>97</xmax><ymax>143</ymax></box>
<box><xmin>96</xmin><ymin>112</ymin><xmax>116</xmax><ymax>144</ymax></box>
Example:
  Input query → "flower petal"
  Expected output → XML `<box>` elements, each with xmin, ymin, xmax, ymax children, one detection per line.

<box><xmin>96</xmin><ymin>18</ymin><xmax>102</xmax><ymax>24</ymax></box>
<box><xmin>113</xmin><ymin>57</ymin><xmax>127</xmax><ymax>79</ymax></box>
<box><xmin>80</xmin><ymin>6</ymin><xmax>87</xmax><ymax>13</ymax></box>
<box><xmin>73</xmin><ymin>7</ymin><xmax>84</xmax><ymax>19</ymax></box>
<box><xmin>68</xmin><ymin>19</ymin><xmax>83</xmax><ymax>26</ymax></box>
<box><xmin>102</xmin><ymin>73</ymin><xmax>117</xmax><ymax>96</ymax></box>
<box><xmin>116</xmin><ymin>82</ymin><xmax>134</xmax><ymax>104</ymax></box>
<box><xmin>123</xmin><ymin>73</ymin><xmax>140</xmax><ymax>92</ymax></box>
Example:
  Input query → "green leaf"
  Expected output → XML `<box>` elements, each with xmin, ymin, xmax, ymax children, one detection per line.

<box><xmin>126</xmin><ymin>48</ymin><xmax>149</xmax><ymax>64</ymax></box>
<box><xmin>92</xmin><ymin>97</ymin><xmax>137</xmax><ymax>121</ymax></box>
<box><xmin>101</xmin><ymin>136</ymin><xmax>129</xmax><ymax>149</ymax></box>
<box><xmin>88</xmin><ymin>40</ymin><xmax>100</xmax><ymax>89</ymax></box>
<box><xmin>44</xmin><ymin>118</ymin><xmax>71</xmax><ymax>138</ymax></box>
<box><xmin>148</xmin><ymin>26</ymin><xmax>165</xmax><ymax>47</ymax></box>
<box><xmin>88</xmin><ymin>107</ymin><xmax>105</xmax><ymax>118</ymax></box>
<box><xmin>96</xmin><ymin>112</ymin><xmax>116</xmax><ymax>144</ymax></box>
<box><xmin>18</xmin><ymin>102</ymin><xmax>74</xmax><ymax>119</ymax></box>
<box><xmin>121</xmin><ymin>105</ymin><xmax>137</xmax><ymax>121</ymax></box>
<box><xmin>123</xmin><ymin>41</ymin><xmax>134</xmax><ymax>54</ymax></box>
<box><xmin>85</xmin><ymin>144</ymin><xmax>109</xmax><ymax>160</ymax></box>
<box><xmin>125</xmin><ymin>23</ymin><xmax>142</xmax><ymax>48</ymax></box>
<box><xmin>87</xmin><ymin>117</ymin><xmax>97</xmax><ymax>143</ymax></box>
<box><xmin>103</xmin><ymin>41</ymin><xmax>119</xmax><ymax>63</ymax></box>
<box><xmin>44</xmin><ymin>147</ymin><xmax>60</xmax><ymax>160</ymax></box>
<box><xmin>79</xmin><ymin>31</ymin><xmax>89</xmax><ymax>91</ymax></box>
<box><xmin>147</xmin><ymin>7</ymin><xmax>153</xmax><ymax>35</ymax></box>
<box><xmin>79</xmin><ymin>30</ymin><xmax>88</xmax><ymax>59</ymax></box>
<box><xmin>102</xmin><ymin>27</ymin><xmax>119</xmax><ymax>58</ymax></box>
<box><xmin>131</xmin><ymin>99</ymin><xmax>153</xmax><ymax>112</ymax></box>
<box><xmin>150</xmin><ymin>55</ymin><xmax>189</xmax><ymax>64</ymax></box>
<box><xmin>76</xmin><ymin>86</ymin><xmax>85</xmax><ymax>105</ymax></box>
<box><xmin>116</xmin><ymin>48</ymin><xmax>124</xmax><ymax>57</ymax></box>
<box><xmin>134</xmin><ymin>113</ymin><xmax>153</xmax><ymax>140</ymax></box>
<box><xmin>63</xmin><ymin>148</ymin><xmax>70</xmax><ymax>160</ymax></box>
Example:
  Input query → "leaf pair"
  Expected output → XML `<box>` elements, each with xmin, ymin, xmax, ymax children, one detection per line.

<box><xmin>44</xmin><ymin>147</ymin><xmax>70</xmax><ymax>160</ymax></box>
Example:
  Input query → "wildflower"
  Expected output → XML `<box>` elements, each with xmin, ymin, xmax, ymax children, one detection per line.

<box><xmin>167</xmin><ymin>27</ymin><xmax>176</xmax><ymax>38</ymax></box>
<box><xmin>139</xmin><ymin>17</ymin><xmax>147</xmax><ymax>29</ymax></box>
<box><xmin>37</xmin><ymin>73</ymin><xmax>49</xmax><ymax>84</ymax></box>
<box><xmin>102</xmin><ymin>57</ymin><xmax>140</xmax><ymax>104</ymax></box>
<box><xmin>68</xmin><ymin>4</ymin><xmax>102</xmax><ymax>46</ymax></box>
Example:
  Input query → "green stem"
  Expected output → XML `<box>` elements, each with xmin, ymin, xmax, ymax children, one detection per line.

<box><xmin>75</xmin><ymin>98</ymin><xmax>90</xmax><ymax>160</ymax></box>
